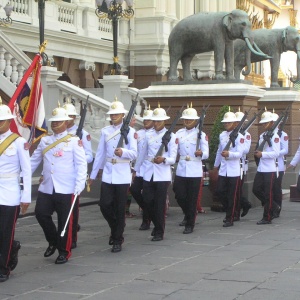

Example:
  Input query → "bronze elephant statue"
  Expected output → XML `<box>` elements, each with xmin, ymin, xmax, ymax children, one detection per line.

<box><xmin>234</xmin><ymin>26</ymin><xmax>300</xmax><ymax>87</ymax></box>
<box><xmin>168</xmin><ymin>9</ymin><xmax>268</xmax><ymax>81</ymax></box>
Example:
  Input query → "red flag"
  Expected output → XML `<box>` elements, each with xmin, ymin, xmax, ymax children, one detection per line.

<box><xmin>8</xmin><ymin>53</ymin><xmax>47</xmax><ymax>143</ymax></box>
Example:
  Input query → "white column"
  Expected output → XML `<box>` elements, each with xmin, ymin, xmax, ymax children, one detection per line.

<box><xmin>98</xmin><ymin>75</ymin><xmax>134</xmax><ymax>110</ymax></box>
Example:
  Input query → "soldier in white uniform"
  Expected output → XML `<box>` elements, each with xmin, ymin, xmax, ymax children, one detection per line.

<box><xmin>253</xmin><ymin>111</ymin><xmax>280</xmax><ymax>224</ymax></box>
<box><xmin>272</xmin><ymin>112</ymin><xmax>289</xmax><ymax>217</ymax></box>
<box><xmin>0</xmin><ymin>99</ymin><xmax>31</xmax><ymax>282</ymax></box>
<box><xmin>130</xmin><ymin>107</ymin><xmax>154</xmax><ymax>230</ymax></box>
<box><xmin>134</xmin><ymin>106</ymin><xmax>178</xmax><ymax>241</ymax></box>
<box><xmin>63</xmin><ymin>101</ymin><xmax>93</xmax><ymax>249</ymax></box>
<box><xmin>173</xmin><ymin>106</ymin><xmax>209</xmax><ymax>234</ymax></box>
<box><xmin>234</xmin><ymin>110</ymin><xmax>252</xmax><ymax>219</ymax></box>
<box><xmin>89</xmin><ymin>99</ymin><xmax>137</xmax><ymax>253</ymax></box>
<box><xmin>214</xmin><ymin>111</ymin><xmax>244</xmax><ymax>227</ymax></box>
<box><xmin>287</xmin><ymin>137</ymin><xmax>300</xmax><ymax>190</ymax></box>
<box><xmin>31</xmin><ymin>105</ymin><xmax>87</xmax><ymax>264</ymax></box>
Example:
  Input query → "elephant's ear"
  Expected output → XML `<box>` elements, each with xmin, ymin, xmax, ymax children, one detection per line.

<box><xmin>223</xmin><ymin>13</ymin><xmax>233</xmax><ymax>31</ymax></box>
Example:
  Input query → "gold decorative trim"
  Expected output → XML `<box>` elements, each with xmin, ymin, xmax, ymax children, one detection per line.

<box><xmin>264</xmin><ymin>10</ymin><xmax>279</xmax><ymax>29</ymax></box>
<box><xmin>289</xmin><ymin>9</ymin><xmax>298</xmax><ymax>27</ymax></box>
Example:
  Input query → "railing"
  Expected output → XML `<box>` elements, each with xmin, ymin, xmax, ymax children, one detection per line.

<box><xmin>9</xmin><ymin>0</ymin><xmax>113</xmax><ymax>39</ymax></box>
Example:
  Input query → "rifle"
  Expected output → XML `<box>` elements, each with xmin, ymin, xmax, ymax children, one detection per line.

<box><xmin>239</xmin><ymin>108</ymin><xmax>263</xmax><ymax>136</ymax></box>
<box><xmin>117</xmin><ymin>93</ymin><xmax>139</xmax><ymax>148</ymax></box>
<box><xmin>223</xmin><ymin>109</ymin><xmax>249</xmax><ymax>151</ymax></box>
<box><xmin>155</xmin><ymin>105</ymin><xmax>184</xmax><ymax>157</ymax></box>
<box><xmin>277</xmin><ymin>105</ymin><xmax>290</xmax><ymax>137</ymax></box>
<box><xmin>196</xmin><ymin>104</ymin><xmax>210</xmax><ymax>150</ymax></box>
<box><xmin>76</xmin><ymin>95</ymin><xmax>89</xmax><ymax>140</ymax></box>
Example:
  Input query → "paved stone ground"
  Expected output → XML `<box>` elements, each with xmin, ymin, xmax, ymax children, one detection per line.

<box><xmin>2</xmin><ymin>197</ymin><xmax>300</xmax><ymax>300</ymax></box>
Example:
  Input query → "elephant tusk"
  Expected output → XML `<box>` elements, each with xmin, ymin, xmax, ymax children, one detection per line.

<box><xmin>245</xmin><ymin>38</ymin><xmax>271</xmax><ymax>58</ymax></box>
<box><xmin>253</xmin><ymin>42</ymin><xmax>272</xmax><ymax>59</ymax></box>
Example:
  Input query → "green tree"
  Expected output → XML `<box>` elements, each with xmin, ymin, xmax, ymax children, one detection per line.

<box><xmin>207</xmin><ymin>105</ymin><xmax>230</xmax><ymax>169</ymax></box>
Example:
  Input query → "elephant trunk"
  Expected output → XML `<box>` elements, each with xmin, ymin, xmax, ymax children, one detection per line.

<box><xmin>244</xmin><ymin>38</ymin><xmax>270</xmax><ymax>58</ymax></box>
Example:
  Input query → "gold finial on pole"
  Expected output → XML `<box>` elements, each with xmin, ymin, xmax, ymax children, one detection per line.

<box><xmin>229</xmin><ymin>106</ymin><xmax>231</xmax><ymax>112</ymax></box>
<box><xmin>39</xmin><ymin>40</ymin><xmax>48</xmax><ymax>54</ymax></box>
<box><xmin>158</xmin><ymin>102</ymin><xmax>160</xmax><ymax>108</ymax></box>
<box><xmin>58</xmin><ymin>101</ymin><xmax>61</xmax><ymax>107</ymax></box>
<box><xmin>190</xmin><ymin>102</ymin><xmax>193</xmax><ymax>108</ymax></box>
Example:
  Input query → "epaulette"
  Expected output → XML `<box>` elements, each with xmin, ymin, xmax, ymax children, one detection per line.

<box><xmin>102</xmin><ymin>125</ymin><xmax>111</xmax><ymax>130</ymax></box>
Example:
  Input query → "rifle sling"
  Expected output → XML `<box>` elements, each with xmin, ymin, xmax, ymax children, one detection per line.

<box><xmin>42</xmin><ymin>134</ymin><xmax>73</xmax><ymax>156</ymax></box>
<box><xmin>0</xmin><ymin>133</ymin><xmax>20</xmax><ymax>156</ymax></box>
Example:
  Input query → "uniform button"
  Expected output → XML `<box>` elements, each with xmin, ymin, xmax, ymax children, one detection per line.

<box><xmin>51</xmin><ymin>171</ymin><xmax>53</xmax><ymax>174</ymax></box>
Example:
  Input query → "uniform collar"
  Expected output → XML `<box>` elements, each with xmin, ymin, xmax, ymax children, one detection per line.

<box><xmin>0</xmin><ymin>129</ymin><xmax>12</xmax><ymax>140</ymax></box>
<box><xmin>113</xmin><ymin>123</ymin><xmax>123</xmax><ymax>130</ymax></box>
<box><xmin>185</xmin><ymin>127</ymin><xmax>196</xmax><ymax>133</ymax></box>
<box><xmin>155</xmin><ymin>127</ymin><xmax>166</xmax><ymax>134</ymax></box>
<box><xmin>53</xmin><ymin>130</ymin><xmax>68</xmax><ymax>139</ymax></box>
<box><xmin>67</xmin><ymin>124</ymin><xmax>77</xmax><ymax>132</ymax></box>
<box><xmin>145</xmin><ymin>127</ymin><xmax>154</xmax><ymax>132</ymax></box>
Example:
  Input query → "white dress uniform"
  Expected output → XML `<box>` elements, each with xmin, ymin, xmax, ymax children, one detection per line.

<box><xmin>253</xmin><ymin>111</ymin><xmax>281</xmax><ymax>223</ymax></box>
<box><xmin>241</xmin><ymin>131</ymin><xmax>251</xmax><ymax>174</ymax></box>
<box><xmin>214</xmin><ymin>130</ymin><xmax>244</xmax><ymax>177</ymax></box>
<box><xmin>134</xmin><ymin>128</ymin><xmax>177</xmax><ymax>182</ymax></box>
<box><xmin>256</xmin><ymin>132</ymin><xmax>280</xmax><ymax>173</ymax></box>
<box><xmin>135</xmin><ymin>127</ymin><xmax>155</xmax><ymax>177</ymax></box>
<box><xmin>175</xmin><ymin>128</ymin><xmax>209</xmax><ymax>177</ymax></box>
<box><xmin>0</xmin><ymin>130</ymin><xmax>31</xmax><ymax>206</ymax></box>
<box><xmin>274</xmin><ymin>128</ymin><xmax>288</xmax><ymax>172</ymax></box>
<box><xmin>90</xmin><ymin>123</ymin><xmax>137</xmax><ymax>183</ymax></box>
<box><xmin>173</xmin><ymin>126</ymin><xmax>209</xmax><ymax>232</ymax></box>
<box><xmin>31</xmin><ymin>131</ymin><xmax>87</xmax><ymax>195</ymax></box>
<box><xmin>0</xmin><ymin>129</ymin><xmax>31</xmax><ymax>279</ymax></box>
<box><xmin>67</xmin><ymin>124</ymin><xmax>93</xmax><ymax>164</ymax></box>
<box><xmin>290</xmin><ymin>141</ymin><xmax>300</xmax><ymax>173</ymax></box>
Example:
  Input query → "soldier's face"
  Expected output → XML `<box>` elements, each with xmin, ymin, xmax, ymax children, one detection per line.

<box><xmin>51</xmin><ymin>121</ymin><xmax>67</xmax><ymax>134</ymax></box>
<box><xmin>183</xmin><ymin>119</ymin><xmax>197</xmax><ymax>130</ymax></box>
<box><xmin>153</xmin><ymin>120</ymin><xmax>165</xmax><ymax>131</ymax></box>
<box><xmin>110</xmin><ymin>113</ymin><xmax>124</xmax><ymax>125</ymax></box>
<box><xmin>224</xmin><ymin>122</ymin><xmax>236</xmax><ymax>132</ymax></box>
<box><xmin>263</xmin><ymin>121</ymin><xmax>273</xmax><ymax>131</ymax></box>
<box><xmin>67</xmin><ymin>115</ymin><xmax>76</xmax><ymax>128</ymax></box>
<box><xmin>0</xmin><ymin>119</ymin><xmax>11</xmax><ymax>134</ymax></box>
<box><xmin>143</xmin><ymin>120</ymin><xmax>153</xmax><ymax>130</ymax></box>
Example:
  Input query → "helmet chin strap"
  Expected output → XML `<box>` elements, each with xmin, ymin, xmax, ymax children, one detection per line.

<box><xmin>111</xmin><ymin>115</ymin><xmax>123</xmax><ymax>125</ymax></box>
<box><xmin>184</xmin><ymin>119</ymin><xmax>196</xmax><ymax>129</ymax></box>
<box><xmin>51</xmin><ymin>121</ymin><xmax>66</xmax><ymax>130</ymax></box>
<box><xmin>0</xmin><ymin>120</ymin><xmax>9</xmax><ymax>130</ymax></box>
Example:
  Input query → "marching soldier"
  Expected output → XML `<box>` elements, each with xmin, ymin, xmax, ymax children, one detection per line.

<box><xmin>130</xmin><ymin>107</ymin><xmax>154</xmax><ymax>230</ymax></box>
<box><xmin>134</xmin><ymin>105</ymin><xmax>177</xmax><ymax>241</ymax></box>
<box><xmin>253</xmin><ymin>111</ymin><xmax>280</xmax><ymax>224</ymax></box>
<box><xmin>287</xmin><ymin>139</ymin><xmax>300</xmax><ymax>190</ymax></box>
<box><xmin>0</xmin><ymin>99</ymin><xmax>31</xmax><ymax>282</ymax></box>
<box><xmin>89</xmin><ymin>98</ymin><xmax>137</xmax><ymax>253</ymax></box>
<box><xmin>214</xmin><ymin>111</ymin><xmax>244</xmax><ymax>227</ymax></box>
<box><xmin>63</xmin><ymin>100</ymin><xmax>93</xmax><ymax>249</ymax></box>
<box><xmin>173</xmin><ymin>105</ymin><xmax>209</xmax><ymax>234</ymax></box>
<box><xmin>234</xmin><ymin>110</ymin><xmax>252</xmax><ymax>219</ymax></box>
<box><xmin>31</xmin><ymin>104</ymin><xmax>87</xmax><ymax>264</ymax></box>
<box><xmin>272</xmin><ymin>112</ymin><xmax>288</xmax><ymax>217</ymax></box>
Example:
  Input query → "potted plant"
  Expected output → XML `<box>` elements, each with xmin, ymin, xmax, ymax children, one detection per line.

<box><xmin>207</xmin><ymin>105</ymin><xmax>229</xmax><ymax>211</ymax></box>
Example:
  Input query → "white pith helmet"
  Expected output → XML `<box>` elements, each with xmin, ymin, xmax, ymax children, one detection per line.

<box><xmin>151</xmin><ymin>103</ymin><xmax>170</xmax><ymax>121</ymax></box>
<box><xmin>106</xmin><ymin>96</ymin><xmax>128</xmax><ymax>115</ymax></box>
<box><xmin>221</xmin><ymin>107</ymin><xmax>237</xmax><ymax>123</ymax></box>
<box><xmin>63</xmin><ymin>97</ymin><xmax>79</xmax><ymax>116</ymax></box>
<box><xmin>259</xmin><ymin>111</ymin><xmax>274</xmax><ymax>124</ymax></box>
<box><xmin>0</xmin><ymin>97</ymin><xmax>15</xmax><ymax>121</ymax></box>
<box><xmin>142</xmin><ymin>105</ymin><xmax>154</xmax><ymax>120</ymax></box>
<box><xmin>180</xmin><ymin>103</ymin><xmax>199</xmax><ymax>120</ymax></box>
<box><xmin>235</xmin><ymin>107</ymin><xmax>248</xmax><ymax>122</ymax></box>
<box><xmin>48</xmin><ymin>102</ymin><xmax>72</xmax><ymax>122</ymax></box>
